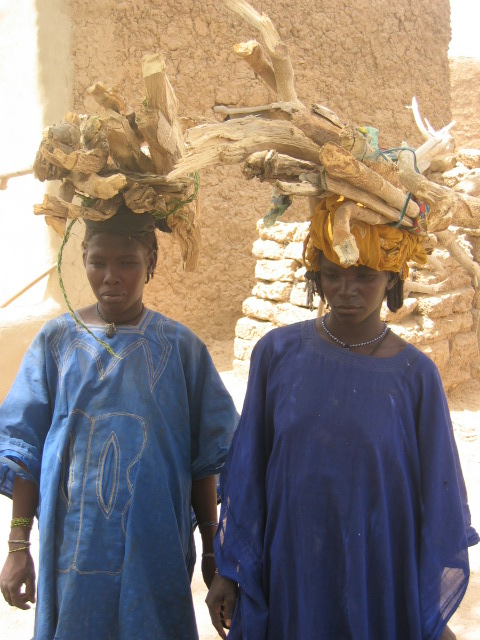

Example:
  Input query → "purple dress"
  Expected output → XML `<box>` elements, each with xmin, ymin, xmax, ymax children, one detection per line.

<box><xmin>215</xmin><ymin>320</ymin><xmax>478</xmax><ymax>640</ymax></box>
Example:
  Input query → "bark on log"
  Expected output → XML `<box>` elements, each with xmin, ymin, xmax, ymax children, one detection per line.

<box><xmin>435</xmin><ymin>230</ymin><xmax>480</xmax><ymax>288</ymax></box>
<box><xmin>233</xmin><ymin>40</ymin><xmax>277</xmax><ymax>93</ymax></box>
<box><xmin>87</xmin><ymin>83</ymin><xmax>129</xmax><ymax>114</ymax></box>
<box><xmin>168</xmin><ymin>117</ymin><xmax>324</xmax><ymax>180</ymax></box>
<box><xmin>398</xmin><ymin>151</ymin><xmax>480</xmax><ymax>231</ymax></box>
<box><xmin>330</xmin><ymin>201</ymin><xmax>393</xmax><ymax>266</ymax></box>
<box><xmin>33</xmin><ymin>194</ymin><xmax>119</xmax><ymax>221</ymax></box>
<box><xmin>403</xmin><ymin>279</ymin><xmax>451</xmax><ymax>294</ymax></box>
<box><xmin>290</xmin><ymin>171</ymin><xmax>414</xmax><ymax>227</ymax></box>
<box><xmin>225</xmin><ymin>0</ymin><xmax>300</xmax><ymax>105</ymax></box>
<box><xmin>69</xmin><ymin>171</ymin><xmax>127</xmax><ymax>199</ymax></box>
<box><xmin>243</xmin><ymin>150</ymin><xmax>317</xmax><ymax>181</ymax></box>
<box><xmin>214</xmin><ymin>102</ymin><xmax>341</xmax><ymax>147</ymax></box>
<box><xmin>123</xmin><ymin>184</ymin><xmax>164</xmax><ymax>213</ymax></box>
<box><xmin>339</xmin><ymin>124</ymin><xmax>376</xmax><ymax>160</ymax></box>
<box><xmin>99</xmin><ymin>111</ymin><xmax>155</xmax><ymax>173</ymax></box>
<box><xmin>137</xmin><ymin>53</ymin><xmax>185</xmax><ymax>174</ymax></box>
<box><xmin>319</xmin><ymin>143</ymin><xmax>420</xmax><ymax>219</ymax></box>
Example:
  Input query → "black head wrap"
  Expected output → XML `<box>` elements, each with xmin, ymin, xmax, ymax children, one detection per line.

<box><xmin>84</xmin><ymin>205</ymin><xmax>156</xmax><ymax>238</ymax></box>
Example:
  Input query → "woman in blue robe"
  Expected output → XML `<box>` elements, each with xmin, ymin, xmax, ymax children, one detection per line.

<box><xmin>206</xmin><ymin>197</ymin><xmax>478</xmax><ymax>640</ymax></box>
<box><xmin>0</xmin><ymin>207</ymin><xmax>238</xmax><ymax>639</ymax></box>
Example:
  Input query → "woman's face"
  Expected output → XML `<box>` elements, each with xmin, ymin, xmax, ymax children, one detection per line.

<box><xmin>83</xmin><ymin>233</ymin><xmax>155</xmax><ymax>319</ymax></box>
<box><xmin>319</xmin><ymin>255</ymin><xmax>395</xmax><ymax>325</ymax></box>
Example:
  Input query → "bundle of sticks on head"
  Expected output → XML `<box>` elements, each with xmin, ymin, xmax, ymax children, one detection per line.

<box><xmin>167</xmin><ymin>0</ymin><xmax>480</xmax><ymax>277</ymax></box>
<box><xmin>32</xmin><ymin>53</ymin><xmax>200</xmax><ymax>271</ymax></box>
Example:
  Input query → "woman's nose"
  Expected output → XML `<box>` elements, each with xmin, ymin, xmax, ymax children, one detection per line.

<box><xmin>104</xmin><ymin>266</ymin><xmax>120</xmax><ymax>283</ymax></box>
<box><xmin>338</xmin><ymin>276</ymin><xmax>356</xmax><ymax>296</ymax></box>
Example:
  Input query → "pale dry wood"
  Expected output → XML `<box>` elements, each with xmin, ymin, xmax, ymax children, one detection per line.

<box><xmin>403</xmin><ymin>279</ymin><xmax>451</xmax><ymax>294</ymax></box>
<box><xmin>225</xmin><ymin>0</ymin><xmax>300</xmax><ymax>105</ymax></box>
<box><xmin>45</xmin><ymin>216</ymin><xmax>67</xmax><ymax>236</ymax></box>
<box><xmin>339</xmin><ymin>124</ymin><xmax>376</xmax><ymax>160</ymax></box>
<box><xmin>233</xmin><ymin>40</ymin><xmax>277</xmax><ymax>92</ymax></box>
<box><xmin>168</xmin><ymin>117</ymin><xmax>324</xmax><ymax>180</ymax></box>
<box><xmin>137</xmin><ymin>53</ymin><xmax>185</xmax><ymax>174</ymax></box>
<box><xmin>295</xmin><ymin>171</ymin><xmax>414</xmax><ymax>227</ymax></box>
<box><xmin>243</xmin><ymin>150</ymin><xmax>317</xmax><ymax>180</ymax></box>
<box><xmin>291</xmin><ymin>108</ymin><xmax>341</xmax><ymax>148</ymax></box>
<box><xmin>87</xmin><ymin>83</ymin><xmax>129</xmax><ymax>114</ymax></box>
<box><xmin>33</xmin><ymin>194</ymin><xmax>118</xmax><ymax>221</ymax></box>
<box><xmin>0</xmin><ymin>167</ymin><xmax>33</xmax><ymax>190</ymax></box>
<box><xmin>213</xmin><ymin>102</ymin><xmax>340</xmax><ymax>147</ymax></box>
<box><xmin>435</xmin><ymin>230</ymin><xmax>480</xmax><ymax>288</ymax></box>
<box><xmin>70</xmin><ymin>171</ymin><xmax>127</xmax><ymax>199</ymax></box>
<box><xmin>99</xmin><ymin>111</ymin><xmax>155</xmax><ymax>173</ymax></box>
<box><xmin>312</xmin><ymin>104</ymin><xmax>344</xmax><ymax>129</ymax></box>
<box><xmin>123</xmin><ymin>184</ymin><xmax>164</xmax><ymax>213</ymax></box>
<box><xmin>398</xmin><ymin>152</ymin><xmax>480</xmax><ymax>231</ymax></box>
<box><xmin>330</xmin><ymin>201</ymin><xmax>392</xmax><ymax>266</ymax></box>
<box><xmin>319</xmin><ymin>143</ymin><xmax>420</xmax><ymax>219</ymax></box>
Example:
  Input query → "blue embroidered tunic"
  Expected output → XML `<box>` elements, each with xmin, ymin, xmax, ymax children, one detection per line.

<box><xmin>0</xmin><ymin>310</ymin><xmax>238</xmax><ymax>640</ymax></box>
<box><xmin>215</xmin><ymin>320</ymin><xmax>478</xmax><ymax>640</ymax></box>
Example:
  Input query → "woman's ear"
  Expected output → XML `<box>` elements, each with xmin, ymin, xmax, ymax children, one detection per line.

<box><xmin>146</xmin><ymin>250</ymin><xmax>157</xmax><ymax>278</ymax></box>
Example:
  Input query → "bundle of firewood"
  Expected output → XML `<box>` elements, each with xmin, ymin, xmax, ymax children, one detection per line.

<box><xmin>32</xmin><ymin>54</ymin><xmax>200</xmax><ymax>271</ymax></box>
<box><xmin>167</xmin><ymin>0</ymin><xmax>480</xmax><ymax>282</ymax></box>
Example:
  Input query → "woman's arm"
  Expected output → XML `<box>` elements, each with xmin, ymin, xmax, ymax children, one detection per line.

<box><xmin>0</xmin><ymin>474</ymin><xmax>39</xmax><ymax>609</ymax></box>
<box><xmin>191</xmin><ymin>474</ymin><xmax>218</xmax><ymax>588</ymax></box>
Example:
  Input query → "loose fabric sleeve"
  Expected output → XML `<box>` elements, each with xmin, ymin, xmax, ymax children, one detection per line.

<box><xmin>181</xmin><ymin>331</ymin><xmax>238</xmax><ymax>481</ymax></box>
<box><xmin>214</xmin><ymin>339</ymin><xmax>274</xmax><ymax>639</ymax></box>
<box><xmin>415</xmin><ymin>362</ymin><xmax>478</xmax><ymax>639</ymax></box>
<box><xmin>0</xmin><ymin>329</ymin><xmax>53</xmax><ymax>496</ymax></box>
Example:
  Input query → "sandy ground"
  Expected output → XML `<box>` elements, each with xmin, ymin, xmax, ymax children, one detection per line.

<box><xmin>0</xmin><ymin>361</ymin><xmax>479</xmax><ymax>640</ymax></box>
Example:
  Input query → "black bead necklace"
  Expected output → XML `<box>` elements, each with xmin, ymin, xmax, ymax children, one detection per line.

<box><xmin>96</xmin><ymin>303</ymin><xmax>145</xmax><ymax>339</ymax></box>
<box><xmin>321</xmin><ymin>314</ymin><xmax>389</xmax><ymax>351</ymax></box>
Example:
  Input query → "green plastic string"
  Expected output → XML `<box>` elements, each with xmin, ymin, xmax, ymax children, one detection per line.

<box><xmin>152</xmin><ymin>172</ymin><xmax>199</xmax><ymax>226</ymax></box>
<box><xmin>57</xmin><ymin>219</ymin><xmax>120</xmax><ymax>358</ymax></box>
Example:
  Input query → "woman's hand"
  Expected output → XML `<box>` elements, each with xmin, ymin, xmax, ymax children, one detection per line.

<box><xmin>201</xmin><ymin>554</ymin><xmax>217</xmax><ymax>589</ymax></box>
<box><xmin>206</xmin><ymin>572</ymin><xmax>238</xmax><ymax>639</ymax></box>
<box><xmin>0</xmin><ymin>550</ymin><xmax>36</xmax><ymax>610</ymax></box>
<box><xmin>440</xmin><ymin>625</ymin><xmax>457</xmax><ymax>640</ymax></box>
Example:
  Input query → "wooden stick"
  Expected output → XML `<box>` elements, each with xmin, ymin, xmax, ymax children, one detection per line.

<box><xmin>243</xmin><ymin>150</ymin><xmax>317</xmax><ymax>180</ymax></box>
<box><xmin>225</xmin><ymin>0</ymin><xmax>300</xmax><ymax>105</ymax></box>
<box><xmin>319</xmin><ymin>143</ymin><xmax>419</xmax><ymax>218</ymax></box>
<box><xmin>277</xmin><ymin>172</ymin><xmax>413</xmax><ymax>227</ymax></box>
<box><xmin>99</xmin><ymin>111</ymin><xmax>155</xmax><ymax>173</ymax></box>
<box><xmin>331</xmin><ymin>201</ymin><xmax>392</xmax><ymax>266</ymax></box>
<box><xmin>87</xmin><ymin>83</ymin><xmax>129</xmax><ymax>114</ymax></box>
<box><xmin>168</xmin><ymin>117</ymin><xmax>324</xmax><ymax>180</ymax></box>
<box><xmin>69</xmin><ymin>171</ymin><xmax>127</xmax><ymax>199</ymax></box>
<box><xmin>33</xmin><ymin>194</ymin><xmax>118</xmax><ymax>221</ymax></box>
<box><xmin>233</xmin><ymin>40</ymin><xmax>277</xmax><ymax>92</ymax></box>
<box><xmin>398</xmin><ymin>149</ymin><xmax>480</xmax><ymax>231</ymax></box>
<box><xmin>137</xmin><ymin>53</ymin><xmax>186</xmax><ymax>175</ymax></box>
<box><xmin>435</xmin><ymin>230</ymin><xmax>480</xmax><ymax>288</ymax></box>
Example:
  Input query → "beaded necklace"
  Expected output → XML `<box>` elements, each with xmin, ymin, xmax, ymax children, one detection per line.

<box><xmin>321</xmin><ymin>314</ymin><xmax>389</xmax><ymax>351</ymax></box>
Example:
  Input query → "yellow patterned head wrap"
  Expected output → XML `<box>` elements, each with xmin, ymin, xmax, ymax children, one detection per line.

<box><xmin>304</xmin><ymin>196</ymin><xmax>427</xmax><ymax>279</ymax></box>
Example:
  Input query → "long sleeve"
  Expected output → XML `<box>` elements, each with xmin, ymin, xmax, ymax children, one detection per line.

<box><xmin>0</xmin><ymin>328</ymin><xmax>54</xmax><ymax>494</ymax></box>
<box><xmin>215</xmin><ymin>339</ymin><xmax>273</xmax><ymax>639</ymax></box>
<box><xmin>415</xmin><ymin>364</ymin><xmax>478</xmax><ymax>639</ymax></box>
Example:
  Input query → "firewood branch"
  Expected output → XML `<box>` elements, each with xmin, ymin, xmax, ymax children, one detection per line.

<box><xmin>225</xmin><ymin>0</ymin><xmax>300</xmax><ymax>105</ymax></box>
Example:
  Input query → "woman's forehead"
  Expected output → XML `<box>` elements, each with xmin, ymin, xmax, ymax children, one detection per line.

<box><xmin>320</xmin><ymin>254</ymin><xmax>378</xmax><ymax>274</ymax></box>
<box><xmin>85</xmin><ymin>233</ymin><xmax>144</xmax><ymax>254</ymax></box>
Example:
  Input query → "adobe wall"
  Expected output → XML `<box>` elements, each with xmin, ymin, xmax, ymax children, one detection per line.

<box><xmin>450</xmin><ymin>57</ymin><xmax>480</xmax><ymax>150</ymax></box>
<box><xmin>68</xmin><ymin>0</ymin><xmax>452</xmax><ymax>346</ymax></box>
